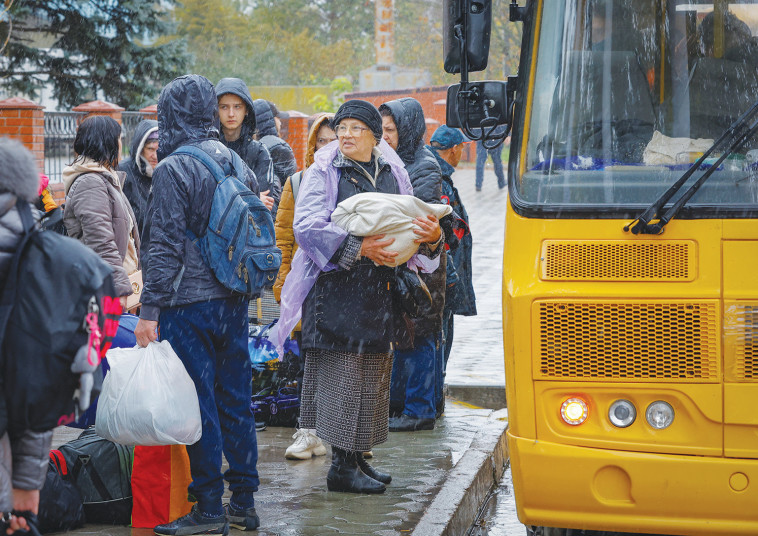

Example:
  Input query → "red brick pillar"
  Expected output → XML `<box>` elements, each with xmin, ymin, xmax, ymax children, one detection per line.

<box><xmin>0</xmin><ymin>97</ymin><xmax>45</xmax><ymax>172</ymax></box>
<box><xmin>73</xmin><ymin>99</ymin><xmax>124</xmax><ymax>124</ymax></box>
<box><xmin>139</xmin><ymin>104</ymin><xmax>158</xmax><ymax>121</ymax></box>
<box><xmin>284</xmin><ymin>111</ymin><xmax>309</xmax><ymax>170</ymax></box>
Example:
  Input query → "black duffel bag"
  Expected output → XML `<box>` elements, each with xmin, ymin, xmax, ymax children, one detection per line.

<box><xmin>54</xmin><ymin>428</ymin><xmax>133</xmax><ymax>525</ymax></box>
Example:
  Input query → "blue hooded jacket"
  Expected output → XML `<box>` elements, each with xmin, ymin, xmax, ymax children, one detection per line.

<box><xmin>140</xmin><ymin>75</ymin><xmax>262</xmax><ymax>321</ymax></box>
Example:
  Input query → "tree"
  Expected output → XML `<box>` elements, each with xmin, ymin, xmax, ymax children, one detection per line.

<box><xmin>0</xmin><ymin>1</ymin><xmax>189</xmax><ymax>109</ymax></box>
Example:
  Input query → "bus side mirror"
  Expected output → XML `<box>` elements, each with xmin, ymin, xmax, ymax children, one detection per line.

<box><xmin>443</xmin><ymin>0</ymin><xmax>492</xmax><ymax>74</ymax></box>
<box><xmin>446</xmin><ymin>79</ymin><xmax>514</xmax><ymax>134</ymax></box>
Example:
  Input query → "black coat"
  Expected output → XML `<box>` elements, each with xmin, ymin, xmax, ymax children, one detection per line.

<box><xmin>118</xmin><ymin>119</ymin><xmax>157</xmax><ymax>236</ymax></box>
<box><xmin>139</xmin><ymin>75</ymin><xmax>261</xmax><ymax>322</ymax></box>
<box><xmin>253</xmin><ymin>99</ymin><xmax>298</xmax><ymax>187</ymax></box>
<box><xmin>380</xmin><ymin>98</ymin><xmax>445</xmax><ymax>341</ymax></box>
<box><xmin>214</xmin><ymin>78</ymin><xmax>281</xmax><ymax>203</ymax></box>
<box><xmin>301</xmin><ymin>153</ymin><xmax>399</xmax><ymax>354</ymax></box>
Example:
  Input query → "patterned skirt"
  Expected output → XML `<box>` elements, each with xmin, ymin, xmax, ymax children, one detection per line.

<box><xmin>302</xmin><ymin>349</ymin><xmax>393</xmax><ymax>452</ymax></box>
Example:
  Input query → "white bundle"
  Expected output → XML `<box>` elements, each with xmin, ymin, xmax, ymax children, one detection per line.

<box><xmin>331</xmin><ymin>192</ymin><xmax>452</xmax><ymax>267</ymax></box>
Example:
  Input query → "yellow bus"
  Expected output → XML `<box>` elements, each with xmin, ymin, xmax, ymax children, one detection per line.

<box><xmin>446</xmin><ymin>0</ymin><xmax>758</xmax><ymax>534</ymax></box>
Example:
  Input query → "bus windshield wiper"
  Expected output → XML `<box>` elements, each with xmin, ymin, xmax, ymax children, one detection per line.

<box><xmin>625</xmin><ymin>98</ymin><xmax>758</xmax><ymax>235</ymax></box>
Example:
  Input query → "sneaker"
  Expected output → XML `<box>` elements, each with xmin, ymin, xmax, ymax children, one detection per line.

<box><xmin>224</xmin><ymin>503</ymin><xmax>260</xmax><ymax>531</ymax></box>
<box><xmin>284</xmin><ymin>428</ymin><xmax>327</xmax><ymax>460</ymax></box>
<box><xmin>154</xmin><ymin>504</ymin><xmax>228</xmax><ymax>536</ymax></box>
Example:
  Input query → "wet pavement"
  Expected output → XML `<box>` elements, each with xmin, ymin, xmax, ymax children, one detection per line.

<box><xmin>444</xmin><ymin>166</ymin><xmax>507</xmax><ymax>387</ymax></box>
<box><xmin>53</xmin><ymin>400</ymin><xmax>501</xmax><ymax>536</ymax></box>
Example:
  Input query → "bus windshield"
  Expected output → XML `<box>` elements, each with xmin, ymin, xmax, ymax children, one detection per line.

<box><xmin>514</xmin><ymin>0</ymin><xmax>758</xmax><ymax>216</ymax></box>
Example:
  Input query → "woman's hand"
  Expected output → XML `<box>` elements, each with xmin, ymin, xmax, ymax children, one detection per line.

<box><xmin>360</xmin><ymin>234</ymin><xmax>398</xmax><ymax>266</ymax></box>
<box><xmin>135</xmin><ymin>319</ymin><xmax>159</xmax><ymax>348</ymax></box>
<box><xmin>260</xmin><ymin>190</ymin><xmax>274</xmax><ymax>211</ymax></box>
<box><xmin>412</xmin><ymin>214</ymin><xmax>442</xmax><ymax>244</ymax></box>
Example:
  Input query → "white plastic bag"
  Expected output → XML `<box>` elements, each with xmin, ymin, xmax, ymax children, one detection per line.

<box><xmin>95</xmin><ymin>340</ymin><xmax>202</xmax><ymax>446</ymax></box>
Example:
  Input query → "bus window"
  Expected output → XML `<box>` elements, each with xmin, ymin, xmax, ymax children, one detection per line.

<box><xmin>515</xmin><ymin>0</ymin><xmax>758</xmax><ymax>211</ymax></box>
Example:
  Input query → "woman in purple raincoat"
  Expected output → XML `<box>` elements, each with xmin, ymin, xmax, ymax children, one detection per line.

<box><xmin>274</xmin><ymin>100</ymin><xmax>443</xmax><ymax>495</ymax></box>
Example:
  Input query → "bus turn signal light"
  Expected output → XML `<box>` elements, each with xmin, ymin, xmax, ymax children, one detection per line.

<box><xmin>560</xmin><ymin>397</ymin><xmax>589</xmax><ymax>425</ymax></box>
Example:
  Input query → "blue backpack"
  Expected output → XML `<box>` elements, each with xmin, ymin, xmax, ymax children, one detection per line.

<box><xmin>171</xmin><ymin>145</ymin><xmax>282</xmax><ymax>297</ymax></box>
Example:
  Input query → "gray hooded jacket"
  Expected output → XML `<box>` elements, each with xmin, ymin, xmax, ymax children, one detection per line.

<box><xmin>0</xmin><ymin>139</ymin><xmax>52</xmax><ymax>511</ymax></box>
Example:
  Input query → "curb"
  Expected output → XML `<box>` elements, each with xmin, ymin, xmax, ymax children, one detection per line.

<box><xmin>412</xmin><ymin>412</ymin><xmax>509</xmax><ymax>536</ymax></box>
<box><xmin>446</xmin><ymin>384</ymin><xmax>507</xmax><ymax>409</ymax></box>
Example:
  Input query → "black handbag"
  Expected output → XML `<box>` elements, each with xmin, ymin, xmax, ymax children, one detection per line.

<box><xmin>393</xmin><ymin>266</ymin><xmax>434</xmax><ymax>318</ymax></box>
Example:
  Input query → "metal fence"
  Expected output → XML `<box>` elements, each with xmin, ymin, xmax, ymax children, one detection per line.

<box><xmin>43</xmin><ymin>110</ymin><xmax>153</xmax><ymax>183</ymax></box>
<box><xmin>44</xmin><ymin>111</ymin><xmax>85</xmax><ymax>183</ymax></box>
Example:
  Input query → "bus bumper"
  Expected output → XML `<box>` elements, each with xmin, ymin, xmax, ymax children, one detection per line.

<box><xmin>509</xmin><ymin>432</ymin><xmax>758</xmax><ymax>535</ymax></box>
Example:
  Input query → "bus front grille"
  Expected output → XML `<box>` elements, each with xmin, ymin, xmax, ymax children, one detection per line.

<box><xmin>541</xmin><ymin>240</ymin><xmax>695</xmax><ymax>281</ymax></box>
<box><xmin>536</xmin><ymin>301</ymin><xmax>719</xmax><ymax>380</ymax></box>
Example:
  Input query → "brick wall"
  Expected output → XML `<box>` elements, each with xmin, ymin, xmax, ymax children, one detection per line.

<box><xmin>0</xmin><ymin>97</ymin><xmax>45</xmax><ymax>172</ymax></box>
<box><xmin>283</xmin><ymin>110</ymin><xmax>309</xmax><ymax>170</ymax></box>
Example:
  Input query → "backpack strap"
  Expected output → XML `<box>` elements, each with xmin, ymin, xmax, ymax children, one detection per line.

<box><xmin>171</xmin><ymin>145</ymin><xmax>228</xmax><ymax>184</ymax></box>
<box><xmin>170</xmin><ymin>145</ymin><xmax>248</xmax><ymax>243</ymax></box>
<box><xmin>0</xmin><ymin>199</ymin><xmax>37</xmax><ymax>346</ymax></box>
<box><xmin>290</xmin><ymin>171</ymin><xmax>303</xmax><ymax>202</ymax></box>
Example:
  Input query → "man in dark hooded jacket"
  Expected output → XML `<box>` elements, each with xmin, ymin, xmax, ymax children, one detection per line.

<box><xmin>252</xmin><ymin>99</ymin><xmax>297</xmax><ymax>188</ymax></box>
<box><xmin>379</xmin><ymin>98</ymin><xmax>446</xmax><ymax>432</ymax></box>
<box><xmin>215</xmin><ymin>78</ymin><xmax>280</xmax><ymax>204</ymax></box>
<box><xmin>134</xmin><ymin>75</ymin><xmax>263</xmax><ymax>534</ymax></box>
<box><xmin>428</xmin><ymin>125</ymin><xmax>477</xmax><ymax>415</ymax></box>
<box><xmin>119</xmin><ymin>119</ymin><xmax>158</xmax><ymax>234</ymax></box>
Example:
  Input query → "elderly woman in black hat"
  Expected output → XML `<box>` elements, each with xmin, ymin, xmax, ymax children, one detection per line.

<box><xmin>276</xmin><ymin>100</ymin><xmax>442</xmax><ymax>494</ymax></box>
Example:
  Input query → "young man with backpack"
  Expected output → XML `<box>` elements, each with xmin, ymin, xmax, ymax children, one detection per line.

<box><xmin>135</xmin><ymin>74</ymin><xmax>274</xmax><ymax>535</ymax></box>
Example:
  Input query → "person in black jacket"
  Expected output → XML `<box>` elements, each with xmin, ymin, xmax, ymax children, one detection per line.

<box><xmin>134</xmin><ymin>75</ymin><xmax>268</xmax><ymax>535</ymax></box>
<box><xmin>215</xmin><ymin>78</ymin><xmax>281</xmax><ymax>204</ymax></box>
<box><xmin>252</xmin><ymin>99</ymin><xmax>297</xmax><ymax>188</ymax></box>
<box><xmin>0</xmin><ymin>138</ymin><xmax>49</xmax><ymax>536</ymax></box>
<box><xmin>119</xmin><ymin>119</ymin><xmax>158</xmax><ymax>235</ymax></box>
<box><xmin>428</xmin><ymin>125</ymin><xmax>477</xmax><ymax>416</ymax></box>
<box><xmin>379</xmin><ymin>98</ymin><xmax>447</xmax><ymax>432</ymax></box>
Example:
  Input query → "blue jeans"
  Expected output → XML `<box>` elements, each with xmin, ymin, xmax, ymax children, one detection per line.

<box><xmin>475</xmin><ymin>141</ymin><xmax>506</xmax><ymax>189</ymax></box>
<box><xmin>160</xmin><ymin>297</ymin><xmax>259</xmax><ymax>517</ymax></box>
<box><xmin>391</xmin><ymin>334</ymin><xmax>439</xmax><ymax>419</ymax></box>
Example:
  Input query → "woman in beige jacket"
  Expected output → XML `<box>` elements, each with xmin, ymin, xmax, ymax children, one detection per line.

<box><xmin>63</xmin><ymin>116</ymin><xmax>140</xmax><ymax>308</ymax></box>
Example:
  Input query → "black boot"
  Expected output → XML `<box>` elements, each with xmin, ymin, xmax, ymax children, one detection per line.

<box><xmin>356</xmin><ymin>452</ymin><xmax>392</xmax><ymax>484</ymax></box>
<box><xmin>327</xmin><ymin>447</ymin><xmax>386</xmax><ymax>494</ymax></box>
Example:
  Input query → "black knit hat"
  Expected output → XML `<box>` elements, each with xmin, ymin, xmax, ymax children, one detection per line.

<box><xmin>332</xmin><ymin>99</ymin><xmax>383</xmax><ymax>141</ymax></box>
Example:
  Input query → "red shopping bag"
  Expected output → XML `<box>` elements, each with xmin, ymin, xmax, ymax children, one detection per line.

<box><xmin>131</xmin><ymin>445</ymin><xmax>193</xmax><ymax>528</ymax></box>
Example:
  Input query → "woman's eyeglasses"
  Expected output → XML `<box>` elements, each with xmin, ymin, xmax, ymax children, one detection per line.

<box><xmin>335</xmin><ymin>125</ymin><xmax>370</xmax><ymax>136</ymax></box>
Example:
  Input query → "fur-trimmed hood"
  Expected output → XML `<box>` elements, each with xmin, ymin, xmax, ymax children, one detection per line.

<box><xmin>0</xmin><ymin>137</ymin><xmax>41</xmax><ymax>202</ymax></box>
<box><xmin>305</xmin><ymin>113</ymin><xmax>334</xmax><ymax>168</ymax></box>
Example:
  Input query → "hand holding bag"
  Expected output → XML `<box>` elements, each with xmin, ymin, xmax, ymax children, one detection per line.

<box><xmin>393</xmin><ymin>266</ymin><xmax>434</xmax><ymax>318</ymax></box>
<box><xmin>95</xmin><ymin>340</ymin><xmax>202</xmax><ymax>446</ymax></box>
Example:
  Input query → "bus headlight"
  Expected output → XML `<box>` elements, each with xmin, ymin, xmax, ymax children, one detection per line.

<box><xmin>560</xmin><ymin>397</ymin><xmax>588</xmax><ymax>425</ymax></box>
<box><xmin>646</xmin><ymin>401</ymin><xmax>674</xmax><ymax>429</ymax></box>
<box><xmin>608</xmin><ymin>399</ymin><xmax>636</xmax><ymax>428</ymax></box>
